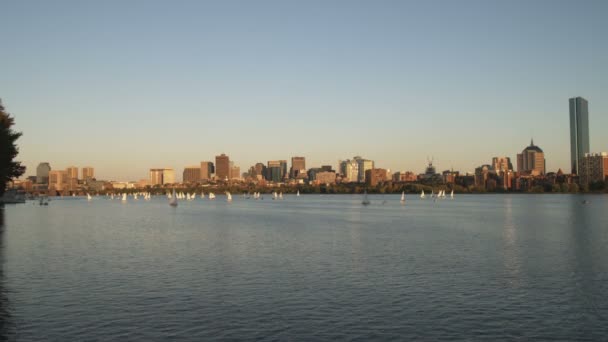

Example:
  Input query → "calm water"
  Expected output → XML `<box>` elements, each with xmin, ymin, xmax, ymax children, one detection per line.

<box><xmin>1</xmin><ymin>194</ymin><xmax>607</xmax><ymax>341</ymax></box>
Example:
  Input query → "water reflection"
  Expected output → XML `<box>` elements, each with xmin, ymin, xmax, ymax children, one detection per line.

<box><xmin>501</xmin><ymin>197</ymin><xmax>522</xmax><ymax>287</ymax></box>
<box><xmin>0</xmin><ymin>205</ymin><xmax>14</xmax><ymax>340</ymax></box>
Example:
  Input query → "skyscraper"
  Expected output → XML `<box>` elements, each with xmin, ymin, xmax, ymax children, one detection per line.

<box><xmin>200</xmin><ymin>161</ymin><xmax>214</xmax><ymax>180</ymax></box>
<box><xmin>149</xmin><ymin>168</ymin><xmax>175</xmax><ymax>185</ymax></box>
<box><xmin>569</xmin><ymin>97</ymin><xmax>590</xmax><ymax>175</ymax></box>
<box><xmin>82</xmin><ymin>167</ymin><xmax>94</xmax><ymax>180</ymax></box>
<box><xmin>290</xmin><ymin>157</ymin><xmax>306</xmax><ymax>178</ymax></box>
<box><xmin>183</xmin><ymin>166</ymin><xmax>201</xmax><ymax>183</ymax></box>
<box><xmin>36</xmin><ymin>162</ymin><xmax>51</xmax><ymax>184</ymax></box>
<box><xmin>215</xmin><ymin>154</ymin><xmax>230</xmax><ymax>180</ymax></box>
<box><xmin>66</xmin><ymin>166</ymin><xmax>79</xmax><ymax>180</ymax></box>
<box><xmin>267</xmin><ymin>161</ymin><xmax>282</xmax><ymax>182</ymax></box>
<box><xmin>516</xmin><ymin>139</ymin><xmax>546</xmax><ymax>176</ymax></box>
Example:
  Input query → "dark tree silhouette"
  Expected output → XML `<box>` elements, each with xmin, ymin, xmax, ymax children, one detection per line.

<box><xmin>0</xmin><ymin>99</ymin><xmax>25</xmax><ymax>196</ymax></box>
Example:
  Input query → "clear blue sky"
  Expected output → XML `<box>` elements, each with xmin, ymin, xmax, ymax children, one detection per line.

<box><xmin>1</xmin><ymin>0</ymin><xmax>607</xmax><ymax>181</ymax></box>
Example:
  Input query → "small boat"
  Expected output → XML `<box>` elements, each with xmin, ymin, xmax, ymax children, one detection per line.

<box><xmin>87</xmin><ymin>193</ymin><xmax>92</xmax><ymax>201</ymax></box>
<box><xmin>272</xmin><ymin>192</ymin><xmax>277</xmax><ymax>200</ymax></box>
<box><xmin>362</xmin><ymin>191</ymin><xmax>370</xmax><ymax>206</ymax></box>
<box><xmin>209</xmin><ymin>192</ymin><xmax>216</xmax><ymax>200</ymax></box>
<box><xmin>279</xmin><ymin>192</ymin><xmax>283</xmax><ymax>200</ymax></box>
<box><xmin>581</xmin><ymin>200</ymin><xmax>590</xmax><ymax>205</ymax></box>
<box><xmin>450</xmin><ymin>190</ymin><xmax>454</xmax><ymax>199</ymax></box>
<box><xmin>226</xmin><ymin>192</ymin><xmax>232</xmax><ymax>202</ymax></box>
<box><xmin>420</xmin><ymin>190</ymin><xmax>426</xmax><ymax>199</ymax></box>
<box><xmin>400</xmin><ymin>191</ymin><xmax>405</xmax><ymax>204</ymax></box>
<box><xmin>297</xmin><ymin>190</ymin><xmax>300</xmax><ymax>197</ymax></box>
<box><xmin>169</xmin><ymin>189</ymin><xmax>178</xmax><ymax>207</ymax></box>
<box><xmin>121</xmin><ymin>193</ymin><xmax>127</xmax><ymax>202</ymax></box>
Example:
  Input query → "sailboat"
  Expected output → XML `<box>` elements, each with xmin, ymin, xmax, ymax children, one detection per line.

<box><xmin>87</xmin><ymin>193</ymin><xmax>92</xmax><ymax>201</ymax></box>
<box><xmin>362</xmin><ymin>190</ymin><xmax>370</xmax><ymax>206</ymax></box>
<box><xmin>169</xmin><ymin>189</ymin><xmax>178</xmax><ymax>207</ymax></box>
<box><xmin>279</xmin><ymin>192</ymin><xmax>283</xmax><ymax>200</ymax></box>
<box><xmin>226</xmin><ymin>192</ymin><xmax>232</xmax><ymax>202</ymax></box>
<box><xmin>121</xmin><ymin>193</ymin><xmax>127</xmax><ymax>202</ymax></box>
<box><xmin>272</xmin><ymin>192</ymin><xmax>277</xmax><ymax>200</ymax></box>
<box><xmin>450</xmin><ymin>190</ymin><xmax>454</xmax><ymax>199</ymax></box>
<box><xmin>297</xmin><ymin>190</ymin><xmax>300</xmax><ymax>197</ymax></box>
<box><xmin>420</xmin><ymin>190</ymin><xmax>426</xmax><ymax>199</ymax></box>
<box><xmin>209</xmin><ymin>192</ymin><xmax>216</xmax><ymax>200</ymax></box>
<box><xmin>400</xmin><ymin>191</ymin><xmax>405</xmax><ymax>204</ymax></box>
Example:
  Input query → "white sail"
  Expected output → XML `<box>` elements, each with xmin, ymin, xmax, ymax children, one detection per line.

<box><xmin>87</xmin><ymin>193</ymin><xmax>92</xmax><ymax>201</ymax></box>
<box><xmin>450</xmin><ymin>190</ymin><xmax>454</xmax><ymax>199</ymax></box>
<box><xmin>191</xmin><ymin>193</ymin><xmax>196</xmax><ymax>200</ymax></box>
<box><xmin>134</xmin><ymin>193</ymin><xmax>138</xmax><ymax>200</ymax></box>
<box><xmin>169</xmin><ymin>189</ymin><xmax>178</xmax><ymax>207</ymax></box>
<box><xmin>209</xmin><ymin>192</ymin><xmax>216</xmax><ymax>200</ymax></box>
<box><xmin>186</xmin><ymin>193</ymin><xmax>191</xmax><ymax>200</ymax></box>
<box><xmin>297</xmin><ymin>190</ymin><xmax>300</xmax><ymax>197</ymax></box>
<box><xmin>279</xmin><ymin>192</ymin><xmax>283</xmax><ymax>199</ymax></box>
<box><xmin>421</xmin><ymin>190</ymin><xmax>426</xmax><ymax>199</ymax></box>
<box><xmin>400</xmin><ymin>191</ymin><xmax>405</xmax><ymax>203</ymax></box>
<box><xmin>121</xmin><ymin>193</ymin><xmax>127</xmax><ymax>202</ymax></box>
<box><xmin>362</xmin><ymin>190</ymin><xmax>370</xmax><ymax>205</ymax></box>
<box><xmin>226</xmin><ymin>192</ymin><xmax>232</xmax><ymax>202</ymax></box>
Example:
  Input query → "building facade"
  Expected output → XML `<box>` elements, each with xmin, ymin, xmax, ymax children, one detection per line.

<box><xmin>183</xmin><ymin>166</ymin><xmax>201</xmax><ymax>183</ymax></box>
<box><xmin>150</xmin><ymin>168</ymin><xmax>175</xmax><ymax>185</ymax></box>
<box><xmin>36</xmin><ymin>162</ymin><xmax>51</xmax><ymax>184</ymax></box>
<box><xmin>48</xmin><ymin>170</ymin><xmax>69</xmax><ymax>192</ymax></box>
<box><xmin>290</xmin><ymin>157</ymin><xmax>306</xmax><ymax>178</ymax></box>
<box><xmin>315</xmin><ymin>171</ymin><xmax>336</xmax><ymax>184</ymax></box>
<box><xmin>215</xmin><ymin>154</ymin><xmax>230</xmax><ymax>180</ymax></box>
<box><xmin>82</xmin><ymin>167</ymin><xmax>94</xmax><ymax>180</ymax></box>
<box><xmin>365</xmin><ymin>168</ymin><xmax>388</xmax><ymax>187</ymax></box>
<box><xmin>200</xmin><ymin>161</ymin><xmax>214</xmax><ymax>180</ymax></box>
<box><xmin>516</xmin><ymin>140</ymin><xmax>545</xmax><ymax>176</ymax></box>
<box><xmin>491</xmin><ymin>157</ymin><xmax>513</xmax><ymax>172</ymax></box>
<box><xmin>579</xmin><ymin>152</ymin><xmax>608</xmax><ymax>185</ymax></box>
<box><xmin>569</xmin><ymin>97</ymin><xmax>590</xmax><ymax>175</ymax></box>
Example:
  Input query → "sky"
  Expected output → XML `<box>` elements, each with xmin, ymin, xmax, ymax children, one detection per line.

<box><xmin>1</xmin><ymin>0</ymin><xmax>607</xmax><ymax>181</ymax></box>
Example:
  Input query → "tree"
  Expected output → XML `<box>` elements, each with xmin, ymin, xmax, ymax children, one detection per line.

<box><xmin>0</xmin><ymin>99</ymin><xmax>25</xmax><ymax>196</ymax></box>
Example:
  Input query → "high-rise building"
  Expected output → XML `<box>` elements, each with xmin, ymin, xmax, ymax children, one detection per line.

<box><xmin>516</xmin><ymin>139</ymin><xmax>546</xmax><ymax>176</ymax></box>
<box><xmin>579</xmin><ymin>152</ymin><xmax>608</xmax><ymax>186</ymax></box>
<box><xmin>339</xmin><ymin>159</ymin><xmax>359</xmax><ymax>182</ymax></box>
<box><xmin>200</xmin><ymin>161</ymin><xmax>214</xmax><ymax>180</ymax></box>
<box><xmin>279</xmin><ymin>160</ymin><xmax>288</xmax><ymax>180</ymax></box>
<box><xmin>149</xmin><ymin>168</ymin><xmax>175</xmax><ymax>185</ymax></box>
<box><xmin>36</xmin><ymin>162</ymin><xmax>51</xmax><ymax>184</ymax></box>
<box><xmin>163</xmin><ymin>169</ymin><xmax>175</xmax><ymax>184</ymax></box>
<box><xmin>82</xmin><ymin>167</ymin><xmax>94</xmax><ymax>180</ymax></box>
<box><xmin>150</xmin><ymin>169</ymin><xmax>164</xmax><ymax>185</ymax></box>
<box><xmin>48</xmin><ymin>170</ymin><xmax>69</xmax><ymax>191</ymax></box>
<box><xmin>267</xmin><ymin>161</ymin><xmax>282</xmax><ymax>182</ymax></box>
<box><xmin>230</xmin><ymin>165</ymin><xmax>241</xmax><ymax>180</ymax></box>
<box><xmin>66</xmin><ymin>166</ymin><xmax>79</xmax><ymax>180</ymax></box>
<box><xmin>215</xmin><ymin>154</ymin><xmax>230</xmax><ymax>180</ymax></box>
<box><xmin>491</xmin><ymin>157</ymin><xmax>513</xmax><ymax>172</ymax></box>
<box><xmin>290</xmin><ymin>157</ymin><xmax>306</xmax><ymax>178</ymax></box>
<box><xmin>569</xmin><ymin>97</ymin><xmax>590</xmax><ymax>174</ymax></box>
<box><xmin>183</xmin><ymin>166</ymin><xmax>201</xmax><ymax>183</ymax></box>
<box><xmin>356</xmin><ymin>157</ymin><xmax>374</xmax><ymax>182</ymax></box>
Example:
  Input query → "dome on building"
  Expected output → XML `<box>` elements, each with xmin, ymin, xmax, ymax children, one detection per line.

<box><xmin>523</xmin><ymin>139</ymin><xmax>543</xmax><ymax>153</ymax></box>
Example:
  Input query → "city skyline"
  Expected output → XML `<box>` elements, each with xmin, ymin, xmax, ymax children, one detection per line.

<box><xmin>2</xmin><ymin>1</ymin><xmax>607</xmax><ymax>180</ymax></box>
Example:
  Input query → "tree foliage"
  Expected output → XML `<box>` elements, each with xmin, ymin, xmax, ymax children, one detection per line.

<box><xmin>0</xmin><ymin>99</ymin><xmax>25</xmax><ymax>195</ymax></box>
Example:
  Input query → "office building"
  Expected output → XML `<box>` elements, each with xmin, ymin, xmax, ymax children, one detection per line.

<box><xmin>290</xmin><ymin>157</ymin><xmax>306</xmax><ymax>178</ymax></box>
<box><xmin>365</xmin><ymin>168</ymin><xmax>388</xmax><ymax>187</ymax></box>
<box><xmin>48</xmin><ymin>170</ymin><xmax>69</xmax><ymax>191</ymax></box>
<box><xmin>569</xmin><ymin>97</ymin><xmax>590</xmax><ymax>174</ymax></box>
<box><xmin>82</xmin><ymin>167</ymin><xmax>94</xmax><ymax>180</ymax></box>
<box><xmin>579</xmin><ymin>152</ymin><xmax>608</xmax><ymax>185</ymax></box>
<box><xmin>150</xmin><ymin>168</ymin><xmax>175</xmax><ymax>185</ymax></box>
<box><xmin>491</xmin><ymin>157</ymin><xmax>513</xmax><ymax>172</ymax></box>
<box><xmin>516</xmin><ymin>139</ymin><xmax>546</xmax><ymax>176</ymax></box>
<box><xmin>230</xmin><ymin>165</ymin><xmax>241</xmax><ymax>180</ymax></box>
<box><xmin>315</xmin><ymin>171</ymin><xmax>336</xmax><ymax>184</ymax></box>
<box><xmin>215</xmin><ymin>154</ymin><xmax>230</xmax><ymax>180</ymax></box>
<box><xmin>36</xmin><ymin>162</ymin><xmax>51</xmax><ymax>184</ymax></box>
<box><xmin>267</xmin><ymin>161</ymin><xmax>282</xmax><ymax>182</ymax></box>
<box><xmin>200</xmin><ymin>161</ymin><xmax>214</xmax><ymax>180</ymax></box>
<box><xmin>66</xmin><ymin>166</ymin><xmax>79</xmax><ymax>180</ymax></box>
<box><xmin>183</xmin><ymin>166</ymin><xmax>201</xmax><ymax>183</ymax></box>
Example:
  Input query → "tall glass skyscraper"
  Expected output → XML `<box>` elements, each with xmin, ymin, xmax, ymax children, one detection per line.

<box><xmin>569</xmin><ymin>97</ymin><xmax>590</xmax><ymax>175</ymax></box>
